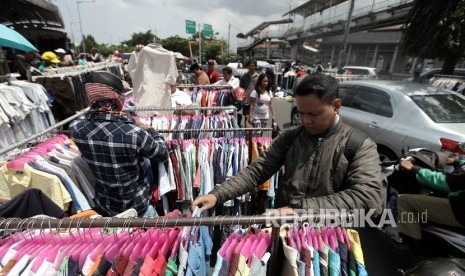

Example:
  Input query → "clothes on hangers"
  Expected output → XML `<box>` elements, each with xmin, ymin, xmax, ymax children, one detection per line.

<box><xmin>35</xmin><ymin>64</ymin><xmax>121</xmax><ymax>122</ymax></box>
<box><xmin>0</xmin><ymin>82</ymin><xmax>54</xmax><ymax>151</ymax></box>
<box><xmin>275</xmin><ymin>224</ymin><xmax>367</xmax><ymax>276</ymax></box>
<box><xmin>132</xmin><ymin>44</ymin><xmax>178</xmax><ymax>116</ymax></box>
<box><xmin>0</xmin><ymin>136</ymin><xmax>96</xmax><ymax>213</ymax></box>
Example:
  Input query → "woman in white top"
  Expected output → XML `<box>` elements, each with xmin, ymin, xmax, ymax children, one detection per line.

<box><xmin>248</xmin><ymin>73</ymin><xmax>275</xmax><ymax>128</ymax></box>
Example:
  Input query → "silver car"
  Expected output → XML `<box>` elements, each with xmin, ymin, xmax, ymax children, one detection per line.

<box><xmin>291</xmin><ymin>80</ymin><xmax>465</xmax><ymax>161</ymax></box>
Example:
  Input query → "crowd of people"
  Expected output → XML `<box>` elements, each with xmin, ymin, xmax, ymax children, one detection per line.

<box><xmin>6</xmin><ymin>47</ymin><xmax>114</xmax><ymax>81</ymax></box>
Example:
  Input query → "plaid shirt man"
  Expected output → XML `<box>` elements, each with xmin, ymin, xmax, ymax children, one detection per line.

<box><xmin>70</xmin><ymin>112</ymin><xmax>168</xmax><ymax>216</ymax></box>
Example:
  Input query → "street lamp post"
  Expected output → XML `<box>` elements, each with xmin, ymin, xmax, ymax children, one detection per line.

<box><xmin>77</xmin><ymin>0</ymin><xmax>95</xmax><ymax>54</ymax></box>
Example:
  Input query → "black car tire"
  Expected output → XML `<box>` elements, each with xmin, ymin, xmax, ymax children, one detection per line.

<box><xmin>377</xmin><ymin>146</ymin><xmax>397</xmax><ymax>162</ymax></box>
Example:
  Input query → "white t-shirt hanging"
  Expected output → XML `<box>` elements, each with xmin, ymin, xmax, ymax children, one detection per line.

<box><xmin>132</xmin><ymin>43</ymin><xmax>178</xmax><ymax>116</ymax></box>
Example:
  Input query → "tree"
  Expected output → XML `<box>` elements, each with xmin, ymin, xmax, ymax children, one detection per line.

<box><xmin>401</xmin><ymin>0</ymin><xmax>465</xmax><ymax>74</ymax></box>
<box><xmin>159</xmin><ymin>36</ymin><xmax>190</xmax><ymax>56</ymax></box>
<box><xmin>80</xmin><ymin>34</ymin><xmax>98</xmax><ymax>53</ymax></box>
<box><xmin>122</xmin><ymin>31</ymin><xmax>156</xmax><ymax>47</ymax></box>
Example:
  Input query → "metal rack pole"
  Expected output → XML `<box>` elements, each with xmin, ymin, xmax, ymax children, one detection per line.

<box><xmin>0</xmin><ymin>213</ymin><xmax>355</xmax><ymax>230</ymax></box>
<box><xmin>125</xmin><ymin>105</ymin><xmax>238</xmax><ymax>119</ymax></box>
<box><xmin>0</xmin><ymin>107</ymin><xmax>90</xmax><ymax>156</ymax></box>
<box><xmin>154</xmin><ymin>128</ymin><xmax>272</xmax><ymax>133</ymax></box>
<box><xmin>176</xmin><ymin>84</ymin><xmax>233</xmax><ymax>89</ymax></box>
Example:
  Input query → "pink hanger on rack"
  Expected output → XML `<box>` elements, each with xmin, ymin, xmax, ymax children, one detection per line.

<box><xmin>293</xmin><ymin>227</ymin><xmax>302</xmax><ymax>253</ymax></box>
<box><xmin>161</xmin><ymin>228</ymin><xmax>180</xmax><ymax>258</ymax></box>
<box><xmin>6</xmin><ymin>156</ymin><xmax>34</xmax><ymax>171</ymax></box>
<box><xmin>169</xmin><ymin>231</ymin><xmax>182</xmax><ymax>260</ymax></box>
<box><xmin>251</xmin><ymin>232</ymin><xmax>271</xmax><ymax>261</ymax></box>
<box><xmin>224</xmin><ymin>238</ymin><xmax>239</xmax><ymax>263</ymax></box>
<box><xmin>328</xmin><ymin>228</ymin><xmax>338</xmax><ymax>252</ymax></box>
<box><xmin>321</xmin><ymin>225</ymin><xmax>329</xmax><ymax>246</ymax></box>
<box><xmin>240</xmin><ymin>235</ymin><xmax>254</xmax><ymax>261</ymax></box>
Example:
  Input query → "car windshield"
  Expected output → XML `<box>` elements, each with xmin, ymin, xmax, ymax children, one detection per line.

<box><xmin>411</xmin><ymin>94</ymin><xmax>465</xmax><ymax>123</ymax></box>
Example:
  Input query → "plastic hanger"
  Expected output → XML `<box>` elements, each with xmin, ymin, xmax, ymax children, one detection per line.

<box><xmin>240</xmin><ymin>235</ymin><xmax>254</xmax><ymax>260</ymax></box>
<box><xmin>169</xmin><ymin>231</ymin><xmax>182</xmax><ymax>260</ymax></box>
<box><xmin>6</xmin><ymin>156</ymin><xmax>33</xmax><ymax>171</ymax></box>
<box><xmin>224</xmin><ymin>238</ymin><xmax>239</xmax><ymax>263</ymax></box>
<box><xmin>161</xmin><ymin>228</ymin><xmax>180</xmax><ymax>258</ymax></box>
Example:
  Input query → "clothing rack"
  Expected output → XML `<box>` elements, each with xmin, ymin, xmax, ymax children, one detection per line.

<box><xmin>0</xmin><ymin>213</ymin><xmax>357</xmax><ymax>275</ymax></box>
<box><xmin>155</xmin><ymin>128</ymin><xmax>272</xmax><ymax>133</ymax></box>
<box><xmin>0</xmin><ymin>107</ymin><xmax>90</xmax><ymax>156</ymax></box>
<box><xmin>176</xmin><ymin>84</ymin><xmax>233</xmax><ymax>89</ymax></box>
<box><xmin>32</xmin><ymin>62</ymin><xmax>120</xmax><ymax>80</ymax></box>
<box><xmin>0</xmin><ymin>73</ymin><xmax>19</xmax><ymax>84</ymax></box>
<box><xmin>0</xmin><ymin>213</ymin><xmax>354</xmax><ymax>230</ymax></box>
<box><xmin>126</xmin><ymin>105</ymin><xmax>238</xmax><ymax>118</ymax></box>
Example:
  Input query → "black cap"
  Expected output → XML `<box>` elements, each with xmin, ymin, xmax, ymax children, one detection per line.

<box><xmin>84</xmin><ymin>71</ymin><xmax>124</xmax><ymax>94</ymax></box>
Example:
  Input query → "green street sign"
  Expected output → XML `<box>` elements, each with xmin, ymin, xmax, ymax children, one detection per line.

<box><xmin>203</xmin><ymin>24</ymin><xmax>213</xmax><ymax>38</ymax></box>
<box><xmin>186</xmin><ymin>20</ymin><xmax>196</xmax><ymax>35</ymax></box>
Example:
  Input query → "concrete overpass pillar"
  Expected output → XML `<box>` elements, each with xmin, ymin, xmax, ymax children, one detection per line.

<box><xmin>371</xmin><ymin>44</ymin><xmax>379</xmax><ymax>68</ymax></box>
<box><xmin>291</xmin><ymin>44</ymin><xmax>299</xmax><ymax>61</ymax></box>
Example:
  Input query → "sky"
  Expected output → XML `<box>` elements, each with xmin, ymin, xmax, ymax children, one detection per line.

<box><xmin>54</xmin><ymin>0</ymin><xmax>306</xmax><ymax>54</ymax></box>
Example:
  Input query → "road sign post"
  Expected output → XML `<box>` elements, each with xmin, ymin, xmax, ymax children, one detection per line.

<box><xmin>203</xmin><ymin>24</ymin><xmax>213</xmax><ymax>39</ymax></box>
<box><xmin>185</xmin><ymin>20</ymin><xmax>196</xmax><ymax>35</ymax></box>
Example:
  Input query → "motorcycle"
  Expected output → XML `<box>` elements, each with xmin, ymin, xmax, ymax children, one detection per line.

<box><xmin>379</xmin><ymin>142</ymin><xmax>465</xmax><ymax>272</ymax></box>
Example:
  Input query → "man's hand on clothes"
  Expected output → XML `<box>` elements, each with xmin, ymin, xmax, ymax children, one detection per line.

<box><xmin>399</xmin><ymin>159</ymin><xmax>414</xmax><ymax>171</ymax></box>
<box><xmin>191</xmin><ymin>194</ymin><xmax>218</xmax><ymax>213</ymax></box>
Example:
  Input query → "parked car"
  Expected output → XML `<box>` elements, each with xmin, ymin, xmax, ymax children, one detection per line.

<box><xmin>290</xmin><ymin>80</ymin><xmax>465</xmax><ymax>161</ymax></box>
<box><xmin>406</xmin><ymin>68</ymin><xmax>465</xmax><ymax>83</ymax></box>
<box><xmin>334</xmin><ymin>66</ymin><xmax>378</xmax><ymax>81</ymax></box>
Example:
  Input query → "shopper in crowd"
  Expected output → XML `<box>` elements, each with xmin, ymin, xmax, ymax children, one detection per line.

<box><xmin>70</xmin><ymin>71</ymin><xmax>169</xmax><ymax>217</ymax></box>
<box><xmin>192</xmin><ymin>73</ymin><xmax>383</xmax><ymax>213</ymax></box>
<box><xmin>90</xmin><ymin>47</ymin><xmax>102</xmax><ymax>63</ymax></box>
<box><xmin>189</xmin><ymin>63</ymin><xmax>210</xmax><ymax>85</ymax></box>
<box><xmin>9</xmin><ymin>52</ymin><xmax>40</xmax><ymax>81</ymax></box>
<box><xmin>397</xmin><ymin>155</ymin><xmax>465</xmax><ymax>241</ymax></box>
<box><xmin>206</xmin><ymin>59</ymin><xmax>220</xmax><ymax>84</ymax></box>
<box><xmin>248</xmin><ymin>73</ymin><xmax>275</xmax><ymax>128</ymax></box>
<box><xmin>214</xmin><ymin>66</ymin><xmax>239</xmax><ymax>89</ymax></box>
<box><xmin>112</xmin><ymin>50</ymin><xmax>124</xmax><ymax>64</ymax></box>
<box><xmin>239</xmin><ymin>59</ymin><xmax>259</xmax><ymax>127</ymax></box>
<box><xmin>55</xmin><ymin>48</ymin><xmax>74</xmax><ymax>67</ymax></box>
<box><xmin>77</xmin><ymin>53</ymin><xmax>87</xmax><ymax>65</ymax></box>
<box><xmin>38</xmin><ymin>51</ymin><xmax>60</xmax><ymax>72</ymax></box>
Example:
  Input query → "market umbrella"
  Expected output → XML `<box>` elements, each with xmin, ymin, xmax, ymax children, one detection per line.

<box><xmin>0</xmin><ymin>24</ymin><xmax>38</xmax><ymax>52</ymax></box>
